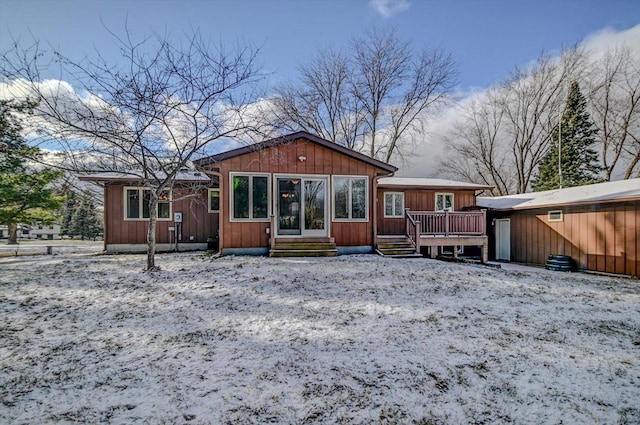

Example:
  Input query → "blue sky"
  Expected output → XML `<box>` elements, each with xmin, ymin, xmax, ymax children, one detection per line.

<box><xmin>1</xmin><ymin>0</ymin><xmax>638</xmax><ymax>92</ymax></box>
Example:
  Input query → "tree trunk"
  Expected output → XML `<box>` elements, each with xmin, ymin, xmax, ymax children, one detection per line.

<box><xmin>146</xmin><ymin>198</ymin><xmax>158</xmax><ymax>271</ymax></box>
<box><xmin>7</xmin><ymin>223</ymin><xmax>19</xmax><ymax>244</ymax></box>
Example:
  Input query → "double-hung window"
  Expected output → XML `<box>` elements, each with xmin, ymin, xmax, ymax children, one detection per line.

<box><xmin>435</xmin><ymin>193</ymin><xmax>454</xmax><ymax>211</ymax></box>
<box><xmin>230</xmin><ymin>173</ymin><xmax>269</xmax><ymax>220</ymax></box>
<box><xmin>384</xmin><ymin>192</ymin><xmax>405</xmax><ymax>218</ymax></box>
<box><xmin>125</xmin><ymin>187</ymin><xmax>171</xmax><ymax>220</ymax></box>
<box><xmin>333</xmin><ymin>176</ymin><xmax>368</xmax><ymax>221</ymax></box>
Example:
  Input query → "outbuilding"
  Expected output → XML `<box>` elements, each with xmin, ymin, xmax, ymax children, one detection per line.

<box><xmin>478</xmin><ymin>179</ymin><xmax>640</xmax><ymax>277</ymax></box>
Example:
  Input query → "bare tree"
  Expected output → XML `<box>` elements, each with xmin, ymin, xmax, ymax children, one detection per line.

<box><xmin>273</xmin><ymin>27</ymin><xmax>457</xmax><ymax>163</ymax></box>
<box><xmin>501</xmin><ymin>48</ymin><xmax>585</xmax><ymax>193</ymax></box>
<box><xmin>437</xmin><ymin>48</ymin><xmax>585</xmax><ymax>194</ymax></box>
<box><xmin>1</xmin><ymin>30</ymin><xmax>263</xmax><ymax>270</ymax></box>
<box><xmin>272</xmin><ymin>48</ymin><xmax>363</xmax><ymax>150</ymax></box>
<box><xmin>587</xmin><ymin>47</ymin><xmax>640</xmax><ymax>180</ymax></box>
<box><xmin>440</xmin><ymin>90</ymin><xmax>514</xmax><ymax>195</ymax></box>
<box><xmin>352</xmin><ymin>28</ymin><xmax>457</xmax><ymax>163</ymax></box>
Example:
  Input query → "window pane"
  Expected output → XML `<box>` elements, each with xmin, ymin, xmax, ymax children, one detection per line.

<box><xmin>143</xmin><ymin>190</ymin><xmax>151</xmax><ymax>218</ymax></box>
<box><xmin>384</xmin><ymin>193</ymin><xmax>393</xmax><ymax>216</ymax></box>
<box><xmin>127</xmin><ymin>189</ymin><xmax>140</xmax><ymax>219</ymax></box>
<box><xmin>394</xmin><ymin>194</ymin><xmax>403</xmax><ymax>216</ymax></box>
<box><xmin>334</xmin><ymin>178</ymin><xmax>349</xmax><ymax>219</ymax></box>
<box><xmin>158</xmin><ymin>201</ymin><xmax>170</xmax><ymax>219</ymax></box>
<box><xmin>445</xmin><ymin>195</ymin><xmax>453</xmax><ymax>210</ymax></box>
<box><xmin>351</xmin><ymin>178</ymin><xmax>366</xmax><ymax>219</ymax></box>
<box><xmin>252</xmin><ymin>176</ymin><xmax>268</xmax><ymax>218</ymax></box>
<box><xmin>210</xmin><ymin>190</ymin><xmax>220</xmax><ymax>212</ymax></box>
<box><xmin>233</xmin><ymin>176</ymin><xmax>250</xmax><ymax>218</ymax></box>
<box><xmin>436</xmin><ymin>195</ymin><xmax>443</xmax><ymax>211</ymax></box>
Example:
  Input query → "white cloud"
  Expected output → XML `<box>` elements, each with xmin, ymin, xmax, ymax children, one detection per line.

<box><xmin>581</xmin><ymin>24</ymin><xmax>640</xmax><ymax>58</ymax></box>
<box><xmin>400</xmin><ymin>23</ymin><xmax>640</xmax><ymax>178</ymax></box>
<box><xmin>370</xmin><ymin>0</ymin><xmax>410</xmax><ymax>19</ymax></box>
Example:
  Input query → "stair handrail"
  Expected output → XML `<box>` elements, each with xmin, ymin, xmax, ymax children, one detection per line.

<box><xmin>405</xmin><ymin>208</ymin><xmax>421</xmax><ymax>253</ymax></box>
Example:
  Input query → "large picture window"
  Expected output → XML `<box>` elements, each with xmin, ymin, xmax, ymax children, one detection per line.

<box><xmin>231</xmin><ymin>173</ymin><xmax>269</xmax><ymax>220</ymax></box>
<box><xmin>124</xmin><ymin>187</ymin><xmax>171</xmax><ymax>220</ymax></box>
<box><xmin>384</xmin><ymin>192</ymin><xmax>405</xmax><ymax>218</ymax></box>
<box><xmin>333</xmin><ymin>176</ymin><xmax>368</xmax><ymax>221</ymax></box>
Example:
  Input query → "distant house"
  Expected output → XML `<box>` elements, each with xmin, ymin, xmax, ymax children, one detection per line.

<box><xmin>30</xmin><ymin>224</ymin><xmax>62</xmax><ymax>240</ymax></box>
<box><xmin>0</xmin><ymin>224</ymin><xmax>58</xmax><ymax>240</ymax></box>
<box><xmin>478</xmin><ymin>179</ymin><xmax>640</xmax><ymax>277</ymax></box>
<box><xmin>82</xmin><ymin>131</ymin><xmax>493</xmax><ymax>258</ymax></box>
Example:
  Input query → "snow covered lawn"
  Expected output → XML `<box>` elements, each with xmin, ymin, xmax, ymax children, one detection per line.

<box><xmin>1</xmin><ymin>253</ymin><xmax>639</xmax><ymax>424</ymax></box>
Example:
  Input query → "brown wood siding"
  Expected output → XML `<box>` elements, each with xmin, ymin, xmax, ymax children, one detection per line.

<box><xmin>376</xmin><ymin>189</ymin><xmax>479</xmax><ymax>235</ymax></box>
<box><xmin>104</xmin><ymin>185</ymin><xmax>217</xmax><ymax>246</ymax></box>
<box><xmin>214</xmin><ymin>138</ymin><xmax>385</xmax><ymax>250</ymax></box>
<box><xmin>488</xmin><ymin>202</ymin><xmax>640</xmax><ymax>277</ymax></box>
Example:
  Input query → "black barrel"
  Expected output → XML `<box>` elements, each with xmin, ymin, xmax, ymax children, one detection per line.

<box><xmin>545</xmin><ymin>254</ymin><xmax>575</xmax><ymax>271</ymax></box>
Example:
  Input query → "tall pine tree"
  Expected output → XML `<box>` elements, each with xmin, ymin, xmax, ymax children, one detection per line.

<box><xmin>0</xmin><ymin>100</ymin><xmax>63</xmax><ymax>243</ymax></box>
<box><xmin>68</xmin><ymin>190</ymin><xmax>102</xmax><ymax>240</ymax></box>
<box><xmin>533</xmin><ymin>81</ymin><xmax>603</xmax><ymax>191</ymax></box>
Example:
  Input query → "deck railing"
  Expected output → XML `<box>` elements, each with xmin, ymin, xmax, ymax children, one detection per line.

<box><xmin>405</xmin><ymin>209</ymin><xmax>420</xmax><ymax>253</ymax></box>
<box><xmin>407</xmin><ymin>210</ymin><xmax>486</xmax><ymax>237</ymax></box>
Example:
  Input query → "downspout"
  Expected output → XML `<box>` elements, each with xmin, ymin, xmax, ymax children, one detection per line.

<box><xmin>196</xmin><ymin>165</ymin><xmax>223</xmax><ymax>255</ymax></box>
<box><xmin>373</xmin><ymin>171</ymin><xmax>395</xmax><ymax>250</ymax></box>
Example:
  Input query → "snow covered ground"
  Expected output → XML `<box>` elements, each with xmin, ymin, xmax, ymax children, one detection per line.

<box><xmin>1</xmin><ymin>253</ymin><xmax>638</xmax><ymax>424</ymax></box>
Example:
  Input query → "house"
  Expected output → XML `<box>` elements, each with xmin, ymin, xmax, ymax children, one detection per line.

<box><xmin>29</xmin><ymin>224</ymin><xmax>62</xmax><ymax>240</ymax></box>
<box><xmin>376</xmin><ymin>178</ymin><xmax>492</xmax><ymax>261</ymax></box>
<box><xmin>477</xmin><ymin>179</ymin><xmax>640</xmax><ymax>277</ymax></box>
<box><xmin>82</xmin><ymin>131</ymin><xmax>492</xmax><ymax>258</ymax></box>
<box><xmin>79</xmin><ymin>170</ymin><xmax>214</xmax><ymax>253</ymax></box>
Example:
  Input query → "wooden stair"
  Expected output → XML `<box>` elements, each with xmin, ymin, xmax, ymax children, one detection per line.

<box><xmin>269</xmin><ymin>237</ymin><xmax>338</xmax><ymax>257</ymax></box>
<box><xmin>376</xmin><ymin>236</ymin><xmax>422</xmax><ymax>258</ymax></box>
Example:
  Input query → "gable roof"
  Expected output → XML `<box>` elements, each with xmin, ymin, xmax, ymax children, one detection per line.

<box><xmin>477</xmin><ymin>178</ymin><xmax>640</xmax><ymax>210</ymax></box>
<box><xmin>378</xmin><ymin>177</ymin><xmax>493</xmax><ymax>191</ymax></box>
<box><xmin>194</xmin><ymin>131</ymin><xmax>398</xmax><ymax>173</ymax></box>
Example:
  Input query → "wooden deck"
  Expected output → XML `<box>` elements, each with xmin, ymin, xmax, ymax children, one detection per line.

<box><xmin>403</xmin><ymin>210</ymin><xmax>489</xmax><ymax>262</ymax></box>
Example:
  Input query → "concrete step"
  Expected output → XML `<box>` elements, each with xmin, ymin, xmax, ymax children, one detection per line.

<box><xmin>375</xmin><ymin>249</ymin><xmax>422</xmax><ymax>258</ymax></box>
<box><xmin>272</xmin><ymin>242</ymin><xmax>337</xmax><ymax>251</ymax></box>
<box><xmin>269</xmin><ymin>249</ymin><xmax>339</xmax><ymax>257</ymax></box>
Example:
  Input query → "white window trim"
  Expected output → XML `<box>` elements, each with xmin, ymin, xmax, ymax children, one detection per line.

<box><xmin>435</xmin><ymin>192</ymin><xmax>455</xmax><ymax>211</ymax></box>
<box><xmin>548</xmin><ymin>210</ymin><xmax>563</xmax><ymax>222</ymax></box>
<box><xmin>229</xmin><ymin>172</ymin><xmax>271</xmax><ymax>222</ymax></box>
<box><xmin>383</xmin><ymin>192</ymin><xmax>405</xmax><ymax>218</ymax></box>
<box><xmin>123</xmin><ymin>186</ymin><xmax>172</xmax><ymax>221</ymax></box>
<box><xmin>331</xmin><ymin>175</ymin><xmax>369</xmax><ymax>222</ymax></box>
<box><xmin>208</xmin><ymin>189</ymin><xmax>220</xmax><ymax>213</ymax></box>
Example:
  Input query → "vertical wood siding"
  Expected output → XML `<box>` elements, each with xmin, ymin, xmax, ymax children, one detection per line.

<box><xmin>104</xmin><ymin>185</ymin><xmax>218</xmax><ymax>245</ymax></box>
<box><xmin>376</xmin><ymin>189</ymin><xmax>478</xmax><ymax>235</ymax></box>
<box><xmin>214</xmin><ymin>138</ymin><xmax>384</xmax><ymax>249</ymax></box>
<box><xmin>488</xmin><ymin>202</ymin><xmax>639</xmax><ymax>277</ymax></box>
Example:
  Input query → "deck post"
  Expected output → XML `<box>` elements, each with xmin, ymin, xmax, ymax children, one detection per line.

<box><xmin>482</xmin><ymin>238</ymin><xmax>489</xmax><ymax>263</ymax></box>
<box><xmin>481</xmin><ymin>209</ymin><xmax>487</xmax><ymax>235</ymax></box>
<box><xmin>444</xmin><ymin>210</ymin><xmax>449</xmax><ymax>236</ymax></box>
<box><xmin>414</xmin><ymin>221</ymin><xmax>420</xmax><ymax>254</ymax></box>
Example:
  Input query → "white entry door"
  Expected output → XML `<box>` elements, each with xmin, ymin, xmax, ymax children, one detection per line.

<box><xmin>495</xmin><ymin>219</ymin><xmax>511</xmax><ymax>261</ymax></box>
